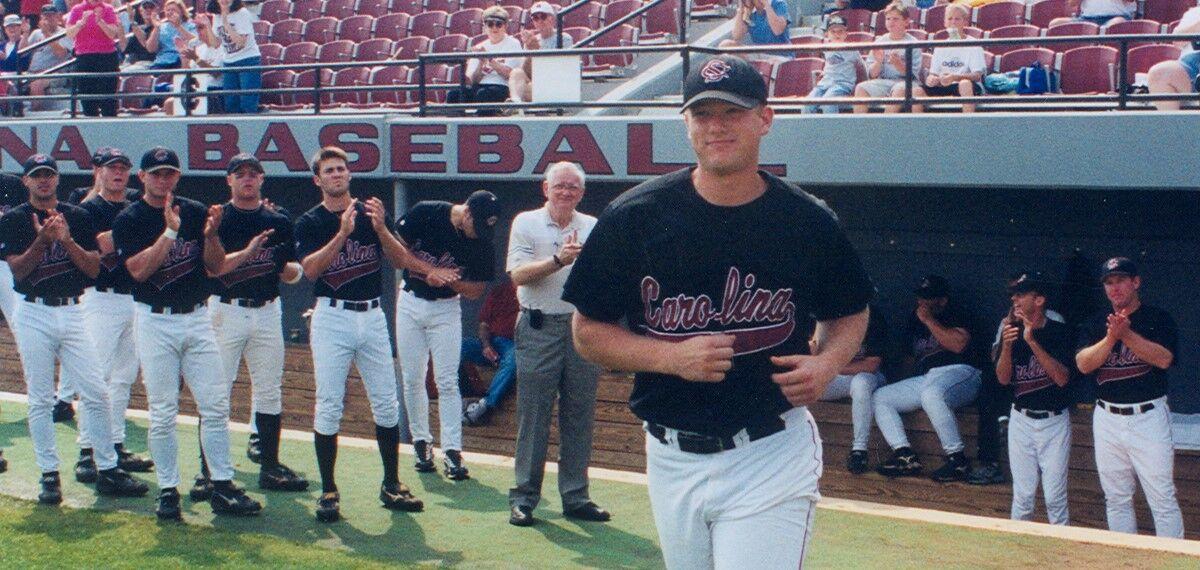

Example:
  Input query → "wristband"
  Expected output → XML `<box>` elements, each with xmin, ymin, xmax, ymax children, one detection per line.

<box><xmin>552</xmin><ymin>254</ymin><xmax>564</xmax><ymax>267</ymax></box>
<box><xmin>162</xmin><ymin>228</ymin><xmax>178</xmax><ymax>240</ymax></box>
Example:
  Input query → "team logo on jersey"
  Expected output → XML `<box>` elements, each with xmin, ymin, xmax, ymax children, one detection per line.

<box><xmin>26</xmin><ymin>242</ymin><xmax>75</xmax><ymax>286</ymax></box>
<box><xmin>219</xmin><ymin>245</ymin><xmax>277</xmax><ymax>287</ymax></box>
<box><xmin>407</xmin><ymin>243</ymin><xmax>461</xmax><ymax>284</ymax></box>
<box><xmin>1014</xmin><ymin>354</ymin><xmax>1054</xmax><ymax>397</ymax></box>
<box><xmin>913</xmin><ymin>335</ymin><xmax>945</xmax><ymax>363</ymax></box>
<box><xmin>322</xmin><ymin>239</ymin><xmax>379</xmax><ymax>289</ymax></box>
<box><xmin>148</xmin><ymin>239</ymin><xmax>199</xmax><ymax>290</ymax></box>
<box><xmin>700</xmin><ymin>59</ymin><xmax>732</xmax><ymax>83</ymax></box>
<box><xmin>1096</xmin><ymin>344</ymin><xmax>1151</xmax><ymax>385</ymax></box>
<box><xmin>638</xmin><ymin>267</ymin><xmax>795</xmax><ymax>356</ymax></box>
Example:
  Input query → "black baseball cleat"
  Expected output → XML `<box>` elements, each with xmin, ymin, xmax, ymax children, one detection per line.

<box><xmin>156</xmin><ymin>488</ymin><xmax>183</xmax><ymax>521</ymax></box>
<box><xmin>316</xmin><ymin>492</ymin><xmax>341</xmax><ymax>523</ymax></box>
<box><xmin>115</xmin><ymin>444</ymin><xmax>154</xmax><ymax>473</ymax></box>
<box><xmin>51</xmin><ymin>400</ymin><xmax>75</xmax><ymax>423</ymax></box>
<box><xmin>75</xmin><ymin>453</ymin><xmax>98</xmax><ymax>484</ymax></box>
<box><xmin>246</xmin><ymin>434</ymin><xmax>262</xmax><ymax>465</ymax></box>
<box><xmin>96</xmin><ymin>468</ymin><xmax>149</xmax><ymax>497</ymax></box>
<box><xmin>189</xmin><ymin>473</ymin><xmax>214</xmax><ymax>501</ymax></box>
<box><xmin>966</xmin><ymin>461</ymin><xmax>1008</xmax><ymax>486</ymax></box>
<box><xmin>210</xmin><ymin>484</ymin><xmax>263</xmax><ymax>516</ymax></box>
<box><xmin>0</xmin><ymin>449</ymin><xmax>7</xmax><ymax>473</ymax></box>
<box><xmin>413</xmin><ymin>440</ymin><xmax>436</xmax><ymax>473</ymax></box>
<box><xmin>509</xmin><ymin>505</ymin><xmax>535</xmax><ymax>527</ymax></box>
<box><xmin>564</xmin><ymin>502</ymin><xmax>611</xmax><ymax>522</ymax></box>
<box><xmin>443</xmin><ymin>450</ymin><xmax>469</xmax><ymax>481</ymax></box>
<box><xmin>930</xmin><ymin>452</ymin><xmax>972</xmax><ymax>483</ymax></box>
<box><xmin>37</xmin><ymin>472</ymin><xmax>62</xmax><ymax>505</ymax></box>
<box><xmin>379</xmin><ymin>482</ymin><xmax>424</xmax><ymax>512</ymax></box>
<box><xmin>877</xmin><ymin>447</ymin><xmax>923</xmax><ymax>478</ymax></box>
<box><xmin>259</xmin><ymin>463</ymin><xmax>309</xmax><ymax>492</ymax></box>
<box><xmin>846</xmin><ymin>450</ymin><xmax>869</xmax><ymax>475</ymax></box>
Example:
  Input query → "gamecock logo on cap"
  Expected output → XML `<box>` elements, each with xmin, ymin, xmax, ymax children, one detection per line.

<box><xmin>155</xmin><ymin>149</ymin><xmax>170</xmax><ymax>161</ymax></box>
<box><xmin>700</xmin><ymin>59</ymin><xmax>732</xmax><ymax>83</ymax></box>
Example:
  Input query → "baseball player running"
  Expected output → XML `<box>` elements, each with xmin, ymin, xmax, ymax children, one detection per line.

<box><xmin>191</xmin><ymin>153</ymin><xmax>308</xmax><ymax>498</ymax></box>
<box><xmin>0</xmin><ymin>154</ymin><xmax>148</xmax><ymax>504</ymax></box>
<box><xmin>995</xmin><ymin>271</ymin><xmax>1072</xmax><ymax>525</ymax></box>
<box><xmin>563</xmin><ymin>55</ymin><xmax>873</xmax><ymax>569</ymax></box>
<box><xmin>0</xmin><ymin>171</ymin><xmax>26</xmax><ymax>472</ymax></box>
<box><xmin>74</xmin><ymin>147</ymin><xmax>155</xmax><ymax>484</ymax></box>
<box><xmin>395</xmin><ymin>190</ymin><xmax>498</xmax><ymax>481</ymax></box>
<box><xmin>295</xmin><ymin>146</ymin><xmax>456</xmax><ymax>522</ymax></box>
<box><xmin>112</xmin><ymin>147</ymin><xmax>261</xmax><ymax>521</ymax></box>
<box><xmin>1076</xmin><ymin>257</ymin><xmax>1182</xmax><ymax>537</ymax></box>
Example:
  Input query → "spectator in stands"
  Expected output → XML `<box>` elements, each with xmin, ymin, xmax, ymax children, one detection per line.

<box><xmin>1147</xmin><ymin>5</ymin><xmax>1200</xmax><ymax>112</ymax></box>
<box><xmin>461</xmin><ymin>279</ymin><xmax>518</xmax><ymax>427</ymax></box>
<box><xmin>506</xmin><ymin>161</ymin><xmax>609</xmax><ymax>527</ymax></box>
<box><xmin>163</xmin><ymin>23</ymin><xmax>222</xmax><ymax>115</ymax></box>
<box><xmin>448</xmin><ymin>6</ymin><xmax>521</xmax><ymax>114</ymax></box>
<box><xmin>199</xmin><ymin>0</ymin><xmax>260</xmax><ymax>114</ymax></box>
<box><xmin>718</xmin><ymin>0</ymin><xmax>791</xmax><ymax>59</ymax></box>
<box><xmin>852</xmin><ymin>2</ymin><xmax>920</xmax><ymax>114</ymax></box>
<box><xmin>26</xmin><ymin>4</ymin><xmax>72</xmax><ymax>111</ymax></box>
<box><xmin>803</xmin><ymin>15</ymin><xmax>862</xmax><ymax>114</ymax></box>
<box><xmin>1</xmin><ymin>14</ymin><xmax>31</xmax><ymax>116</ymax></box>
<box><xmin>65</xmin><ymin>0</ymin><xmax>122</xmax><ymax>117</ymax></box>
<box><xmin>833</xmin><ymin>0</ymin><xmax>890</xmax><ymax>10</ymax></box>
<box><xmin>144</xmin><ymin>0</ymin><xmax>195</xmax><ymax>70</ymax></box>
<box><xmin>912</xmin><ymin>4</ymin><xmax>986</xmax><ymax>113</ymax></box>
<box><xmin>125</xmin><ymin>0</ymin><xmax>157</xmax><ymax>67</ymax></box>
<box><xmin>873</xmin><ymin>275</ymin><xmax>982</xmax><ymax>482</ymax></box>
<box><xmin>817</xmin><ymin>305</ymin><xmax>889</xmax><ymax>474</ymax></box>
<box><xmin>1049</xmin><ymin>0</ymin><xmax>1134</xmax><ymax>28</ymax></box>
<box><xmin>508</xmin><ymin>1</ymin><xmax>573</xmax><ymax>104</ymax></box>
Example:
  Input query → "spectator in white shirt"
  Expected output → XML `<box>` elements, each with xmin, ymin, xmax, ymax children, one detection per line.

<box><xmin>911</xmin><ymin>4</ymin><xmax>986</xmax><ymax>113</ymax></box>
<box><xmin>1049</xmin><ymin>0</ymin><xmax>1134</xmax><ymax>28</ymax></box>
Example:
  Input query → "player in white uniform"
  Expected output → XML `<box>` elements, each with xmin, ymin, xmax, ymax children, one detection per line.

<box><xmin>995</xmin><ymin>272</ymin><xmax>1072</xmax><ymax>525</ymax></box>
<box><xmin>0</xmin><ymin>155</ymin><xmax>148</xmax><ymax>504</ymax></box>
<box><xmin>1076</xmin><ymin>257</ymin><xmax>1182</xmax><ymax>538</ymax></box>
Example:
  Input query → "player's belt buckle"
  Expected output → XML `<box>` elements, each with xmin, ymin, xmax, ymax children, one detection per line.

<box><xmin>221</xmin><ymin>296</ymin><xmax>269</xmax><ymax>308</ymax></box>
<box><xmin>1016</xmin><ymin>408</ymin><xmax>1062</xmax><ymax>420</ymax></box>
<box><xmin>25</xmin><ymin>295</ymin><xmax>81</xmax><ymax>307</ymax></box>
<box><xmin>1097</xmin><ymin>400</ymin><xmax>1155</xmax><ymax>415</ymax></box>
<box><xmin>646</xmin><ymin>417</ymin><xmax>786</xmax><ymax>455</ymax></box>
<box><xmin>95</xmin><ymin>286</ymin><xmax>130</xmax><ymax>294</ymax></box>
<box><xmin>329</xmin><ymin>298</ymin><xmax>380</xmax><ymax>312</ymax></box>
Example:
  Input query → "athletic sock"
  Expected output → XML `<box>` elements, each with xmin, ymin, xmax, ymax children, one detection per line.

<box><xmin>255</xmin><ymin>412</ymin><xmax>282</xmax><ymax>468</ymax></box>
<box><xmin>80</xmin><ymin>448</ymin><xmax>93</xmax><ymax>458</ymax></box>
<box><xmin>314</xmin><ymin>432</ymin><xmax>339</xmax><ymax>494</ymax></box>
<box><xmin>375</xmin><ymin>423</ymin><xmax>400</xmax><ymax>488</ymax></box>
<box><xmin>198</xmin><ymin>428</ymin><xmax>210</xmax><ymax>479</ymax></box>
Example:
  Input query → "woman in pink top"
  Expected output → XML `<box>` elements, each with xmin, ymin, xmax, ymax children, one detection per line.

<box><xmin>64</xmin><ymin>0</ymin><xmax>121</xmax><ymax>116</ymax></box>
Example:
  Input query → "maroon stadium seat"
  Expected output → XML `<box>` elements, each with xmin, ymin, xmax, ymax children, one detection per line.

<box><xmin>259</xmin><ymin>0</ymin><xmax>291</xmax><ymax>23</ymax></box>
<box><xmin>846</xmin><ymin>31</ymin><xmax>876</xmax><ymax>43</ymax></box>
<box><xmin>431</xmin><ymin>33</ymin><xmax>470</xmax><ymax>54</ymax></box>
<box><xmin>1045</xmin><ymin>21</ymin><xmax>1100</xmax><ymax>53</ymax></box>
<box><xmin>1142</xmin><ymin>0</ymin><xmax>1194</xmax><ymax>25</ymax></box>
<box><xmin>830</xmin><ymin>9</ymin><xmax>872</xmax><ymax>33</ymax></box>
<box><xmin>375</xmin><ymin>13</ymin><xmax>412</xmax><ymax>42</ymax></box>
<box><xmin>562</xmin><ymin>3</ymin><xmax>602</xmax><ymax>29</ymax></box>
<box><xmin>602</xmin><ymin>0</ymin><xmax>642</xmax><ymax>28</ymax></box>
<box><xmin>461</xmin><ymin>0</ymin><xmax>494</xmax><ymax>10</ymax></box>
<box><xmin>291</xmin><ymin>0</ymin><xmax>324</xmax><ymax>21</ymax></box>
<box><xmin>923</xmin><ymin>4</ymin><xmax>948</xmax><ymax>33</ymax></box>
<box><xmin>748</xmin><ymin>59</ymin><xmax>774</xmax><ymax>92</ymax></box>
<box><xmin>269</xmin><ymin>18</ymin><xmax>306</xmax><ymax>46</ymax></box>
<box><xmin>259</xmin><ymin>43</ymin><xmax>284</xmax><ymax>67</ymax></box>
<box><xmin>332</xmin><ymin>67</ymin><xmax>373</xmax><ymax>105</ymax></box>
<box><xmin>426</xmin><ymin>0</ymin><xmax>460</xmax><ymax>14</ymax></box>
<box><xmin>985</xmin><ymin>24</ymin><xmax>1041</xmax><ymax>55</ymax></box>
<box><xmin>996</xmin><ymin>46</ymin><xmax>1055</xmax><ymax>73</ymax></box>
<box><xmin>504</xmin><ymin>6</ymin><xmax>526</xmax><ymax>34</ymax></box>
<box><xmin>260</xmin><ymin>69</ymin><xmax>296</xmax><ymax>107</ymax></box>
<box><xmin>973</xmin><ymin>1</ymin><xmax>1025</xmax><ymax>31</ymax></box>
<box><xmin>292</xmin><ymin>69</ymin><xmax>336</xmax><ymax>107</ymax></box>
<box><xmin>410</xmin><ymin>12</ymin><xmax>450</xmax><ymax>39</ymax></box>
<box><xmin>282</xmin><ymin>42</ymin><xmax>320</xmax><ymax>66</ymax></box>
<box><xmin>583</xmin><ymin>24</ymin><xmax>637</xmax><ymax>75</ymax></box>
<box><xmin>641</xmin><ymin>0</ymin><xmax>679</xmax><ymax>43</ymax></box>
<box><xmin>448</xmin><ymin>8</ymin><xmax>484</xmax><ymax>36</ymax></box>
<box><xmin>324</xmin><ymin>0</ymin><xmax>359</xmax><ymax>20</ymax></box>
<box><xmin>931</xmin><ymin>26</ymin><xmax>983</xmax><ymax>40</ymax></box>
<box><xmin>339</xmin><ymin>15</ymin><xmax>375</xmax><ymax>43</ymax></box>
<box><xmin>1103</xmin><ymin>19</ymin><xmax>1167</xmax><ymax>47</ymax></box>
<box><xmin>252</xmin><ymin>20</ymin><xmax>271</xmax><ymax>45</ymax></box>
<box><xmin>391</xmin><ymin>0</ymin><xmax>425</xmax><ymax>15</ymax></box>
<box><xmin>356</xmin><ymin>38</ymin><xmax>396</xmax><ymax>63</ymax></box>
<box><xmin>358</xmin><ymin>0</ymin><xmax>391</xmax><ymax>18</ymax></box>
<box><xmin>562</xmin><ymin>26</ymin><xmax>590</xmax><ymax>45</ymax></box>
<box><xmin>790</xmin><ymin>34</ymin><xmax>822</xmax><ymax>45</ymax></box>
<box><xmin>369</xmin><ymin>65</ymin><xmax>413</xmax><ymax>107</ymax></box>
<box><xmin>1058</xmin><ymin>45</ymin><xmax>1118</xmax><ymax>93</ymax></box>
<box><xmin>1027</xmin><ymin>0</ymin><xmax>1070</xmax><ymax>28</ymax></box>
<box><xmin>304</xmin><ymin>17</ymin><xmax>340</xmax><ymax>44</ymax></box>
<box><xmin>1123</xmin><ymin>43</ymin><xmax>1182</xmax><ymax>84</ymax></box>
<box><xmin>770</xmin><ymin>57</ymin><xmax>823</xmax><ymax>98</ymax></box>
<box><xmin>394</xmin><ymin>36</ymin><xmax>432</xmax><ymax>60</ymax></box>
<box><xmin>907</xmin><ymin>29</ymin><xmax>928</xmax><ymax>40</ymax></box>
<box><xmin>118</xmin><ymin>75</ymin><xmax>156</xmax><ymax>111</ymax></box>
<box><xmin>319</xmin><ymin>40</ymin><xmax>357</xmax><ymax>63</ymax></box>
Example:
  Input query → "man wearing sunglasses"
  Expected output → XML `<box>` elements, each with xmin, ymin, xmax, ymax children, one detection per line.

<box><xmin>508</xmin><ymin>1</ymin><xmax>574</xmax><ymax>104</ymax></box>
<box><xmin>447</xmin><ymin>5</ymin><xmax>521</xmax><ymax>114</ymax></box>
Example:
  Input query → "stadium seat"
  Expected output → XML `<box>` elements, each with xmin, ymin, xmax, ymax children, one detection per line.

<box><xmin>1058</xmin><ymin>45</ymin><xmax>1118</xmax><ymax>94</ymax></box>
<box><xmin>830</xmin><ymin>9</ymin><xmax>873</xmax><ymax>32</ymax></box>
<box><xmin>461</xmin><ymin>0</ymin><xmax>494</xmax><ymax>10</ymax></box>
<box><xmin>995</xmin><ymin>46</ymin><xmax>1055</xmax><ymax>73</ymax></box>
<box><xmin>258</xmin><ymin>0</ymin><xmax>291</xmax><ymax>24</ymax></box>
<box><xmin>923</xmin><ymin>4</ymin><xmax>948</xmax><ymax>33</ymax></box>
<box><xmin>748</xmin><ymin>59</ymin><xmax>774</xmax><ymax>92</ymax></box>
<box><xmin>339</xmin><ymin>15</ymin><xmax>375</xmax><ymax>43</ymax></box>
<box><xmin>291</xmin><ymin>0</ymin><xmax>324</xmax><ymax>21</ymax></box>
<box><xmin>641</xmin><ymin>0</ymin><xmax>680</xmax><ymax>44</ymax></box>
<box><xmin>562</xmin><ymin>3</ymin><xmax>602</xmax><ymax>29</ymax></box>
<box><xmin>282</xmin><ymin>42</ymin><xmax>320</xmax><ymax>66</ymax></box>
<box><xmin>368</xmin><ymin>65</ymin><xmax>413</xmax><ymax>107</ymax></box>
<box><xmin>563</xmin><ymin>26</ymin><xmax>591</xmax><ymax>45</ymax></box>
<box><xmin>415</xmin><ymin>64</ymin><xmax>461</xmax><ymax>103</ymax></box>
<box><xmin>410</xmin><ymin>12</ymin><xmax>450</xmax><ymax>39</ymax></box>
<box><xmin>872</xmin><ymin>6</ymin><xmax>921</xmax><ymax>32</ymax></box>
<box><xmin>973</xmin><ymin>1</ymin><xmax>1025</xmax><ymax>31</ymax></box>
<box><xmin>1103</xmin><ymin>19</ymin><xmax>1167</xmax><ymax>47</ymax></box>
<box><xmin>1142</xmin><ymin>0</ymin><xmax>1195</xmax><ymax>25</ymax></box>
<box><xmin>931</xmin><ymin>26</ymin><xmax>982</xmax><ymax>40</ymax></box>
<box><xmin>583</xmin><ymin>24</ymin><xmax>638</xmax><ymax>76</ymax></box>
<box><xmin>269</xmin><ymin>18</ymin><xmax>305</xmax><ymax>46</ymax></box>
<box><xmin>431</xmin><ymin>34</ymin><xmax>470</xmax><ymax>54</ymax></box>
<box><xmin>118</xmin><ymin>75</ymin><xmax>156</xmax><ymax>112</ymax></box>
<box><xmin>319</xmin><ymin>40</ymin><xmax>357</xmax><ymax>63</ymax></box>
<box><xmin>1045</xmin><ymin>21</ymin><xmax>1100</xmax><ymax>53</ymax></box>
<box><xmin>1124</xmin><ymin>43</ymin><xmax>1182</xmax><ymax>85</ymax></box>
<box><xmin>292</xmin><ymin>69</ymin><xmax>336</xmax><ymax>108</ymax></box>
<box><xmin>394</xmin><ymin>36</ymin><xmax>432</xmax><ymax>60</ymax></box>
<box><xmin>603</xmin><ymin>0</ymin><xmax>642</xmax><ymax>28</ymax></box>
<box><xmin>252</xmin><ymin>20</ymin><xmax>271</xmax><ymax>45</ymax></box>
<box><xmin>375</xmin><ymin>13</ymin><xmax>412</xmax><ymax>41</ymax></box>
<box><xmin>324</xmin><ymin>0</ymin><xmax>359</xmax><ymax>20</ymax></box>
<box><xmin>332</xmin><ymin>67</ymin><xmax>373</xmax><ymax>105</ymax></box>
<box><xmin>356</xmin><ymin>38</ymin><xmax>396</xmax><ymax>63</ymax></box>
<box><xmin>1027</xmin><ymin>0</ymin><xmax>1070</xmax><ymax>28</ymax></box>
<box><xmin>304</xmin><ymin>17</ymin><xmax>341</xmax><ymax>44</ymax></box>
<box><xmin>907</xmin><ymin>29</ymin><xmax>928</xmax><ymax>40</ymax></box>
<box><xmin>448</xmin><ymin>8</ymin><xmax>484</xmax><ymax>37</ymax></box>
<box><xmin>770</xmin><ymin>57</ymin><xmax>823</xmax><ymax>98</ymax></box>
<box><xmin>391</xmin><ymin>0</ymin><xmax>425</xmax><ymax>15</ymax></box>
<box><xmin>259</xmin><ymin>43</ymin><xmax>285</xmax><ymax>67</ymax></box>
<box><xmin>790</xmin><ymin>34</ymin><xmax>822</xmax><ymax>45</ymax></box>
<box><xmin>426</xmin><ymin>0</ymin><xmax>460</xmax><ymax>13</ymax></box>
<box><xmin>985</xmin><ymin>24</ymin><xmax>1041</xmax><ymax>56</ymax></box>
<box><xmin>501</xmin><ymin>0</ymin><xmax>533</xmax><ymax>10</ymax></box>
<box><xmin>846</xmin><ymin>31</ymin><xmax>876</xmax><ymax>43</ymax></box>
<box><xmin>359</xmin><ymin>0</ymin><xmax>391</xmax><ymax>18</ymax></box>
<box><xmin>260</xmin><ymin>69</ymin><xmax>297</xmax><ymax>107</ymax></box>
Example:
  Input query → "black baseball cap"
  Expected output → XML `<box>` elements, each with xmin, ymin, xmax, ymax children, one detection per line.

<box><xmin>1007</xmin><ymin>271</ymin><xmax>1051</xmax><ymax>296</ymax></box>
<box><xmin>681</xmin><ymin>55</ymin><xmax>768</xmax><ymax>112</ymax></box>
<box><xmin>23</xmin><ymin>154</ymin><xmax>58</xmax><ymax>176</ymax></box>
<box><xmin>226</xmin><ymin>152</ymin><xmax>264</xmax><ymax>175</ymax></box>
<box><xmin>1100</xmin><ymin>257</ymin><xmax>1137</xmax><ymax>280</ymax></box>
<box><xmin>826</xmin><ymin>15</ymin><xmax>848</xmax><ymax>29</ymax></box>
<box><xmin>94</xmin><ymin>147</ymin><xmax>132</xmax><ymax>167</ymax></box>
<box><xmin>141</xmin><ymin>147</ymin><xmax>181</xmax><ymax>173</ymax></box>
<box><xmin>914</xmin><ymin>274</ymin><xmax>950</xmax><ymax>299</ymax></box>
<box><xmin>466</xmin><ymin>190</ymin><xmax>500</xmax><ymax>241</ymax></box>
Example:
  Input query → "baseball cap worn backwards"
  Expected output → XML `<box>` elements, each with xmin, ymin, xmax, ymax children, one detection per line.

<box><xmin>914</xmin><ymin>274</ymin><xmax>950</xmax><ymax>299</ymax></box>
<box><xmin>141</xmin><ymin>147</ymin><xmax>181</xmax><ymax>173</ymax></box>
<box><xmin>23</xmin><ymin>154</ymin><xmax>58</xmax><ymax>176</ymax></box>
<box><xmin>1007</xmin><ymin>271</ymin><xmax>1051</xmax><ymax>296</ymax></box>
<box><xmin>466</xmin><ymin>190</ymin><xmax>500</xmax><ymax>241</ymax></box>
<box><xmin>681</xmin><ymin>55</ymin><xmax>768</xmax><ymax>112</ymax></box>
<box><xmin>226</xmin><ymin>152</ymin><xmax>264</xmax><ymax>175</ymax></box>
<box><xmin>826</xmin><ymin>15</ymin><xmax>848</xmax><ymax>29</ymax></box>
<box><xmin>1100</xmin><ymin>257</ymin><xmax>1137</xmax><ymax>280</ymax></box>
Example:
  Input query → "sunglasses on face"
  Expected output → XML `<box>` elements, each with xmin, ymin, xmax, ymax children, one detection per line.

<box><xmin>484</xmin><ymin>19</ymin><xmax>506</xmax><ymax>28</ymax></box>
<box><xmin>531</xmin><ymin>13</ymin><xmax>551</xmax><ymax>20</ymax></box>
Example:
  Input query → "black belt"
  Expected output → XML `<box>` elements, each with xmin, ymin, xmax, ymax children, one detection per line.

<box><xmin>24</xmin><ymin>295</ymin><xmax>81</xmax><ymax>307</ymax></box>
<box><xmin>94</xmin><ymin>286</ymin><xmax>131</xmax><ymax>294</ymax></box>
<box><xmin>1096</xmin><ymin>400</ymin><xmax>1156</xmax><ymax>416</ymax></box>
<box><xmin>1014</xmin><ymin>407</ymin><xmax>1065</xmax><ymax>420</ymax></box>
<box><xmin>148</xmin><ymin>302</ymin><xmax>204</xmax><ymax>315</ymax></box>
<box><xmin>328</xmin><ymin>298</ymin><xmax>380</xmax><ymax>312</ymax></box>
<box><xmin>646</xmin><ymin>417</ymin><xmax>786</xmax><ymax>454</ymax></box>
<box><xmin>220</xmin><ymin>296</ymin><xmax>273</xmax><ymax>308</ymax></box>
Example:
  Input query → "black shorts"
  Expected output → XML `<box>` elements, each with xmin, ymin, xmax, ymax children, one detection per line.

<box><xmin>923</xmin><ymin>82</ymin><xmax>983</xmax><ymax>97</ymax></box>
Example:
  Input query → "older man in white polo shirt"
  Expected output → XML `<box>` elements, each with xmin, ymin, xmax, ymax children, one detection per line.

<box><xmin>505</xmin><ymin>161</ymin><xmax>609</xmax><ymax>527</ymax></box>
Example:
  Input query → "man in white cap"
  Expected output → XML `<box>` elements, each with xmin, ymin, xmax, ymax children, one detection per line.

<box><xmin>508</xmin><ymin>1</ymin><xmax>574</xmax><ymax>104</ymax></box>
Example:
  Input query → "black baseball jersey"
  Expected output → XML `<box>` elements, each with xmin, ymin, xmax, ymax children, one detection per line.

<box><xmin>68</xmin><ymin>186</ymin><xmax>140</xmax><ymax>205</ymax></box>
<box><xmin>562</xmin><ymin>168</ymin><xmax>874</xmax><ymax>438</ymax></box>
<box><xmin>396</xmin><ymin>201</ymin><xmax>495</xmax><ymax>300</ymax></box>
<box><xmin>0</xmin><ymin>202</ymin><xmax>99</xmax><ymax>297</ymax></box>
<box><xmin>904</xmin><ymin>305</ymin><xmax>978</xmax><ymax>375</ymax></box>
<box><xmin>211</xmin><ymin>203</ymin><xmax>295</xmax><ymax>301</ymax></box>
<box><xmin>0</xmin><ymin>173</ymin><xmax>26</xmax><ymax>216</ymax></box>
<box><xmin>112</xmin><ymin>197</ymin><xmax>210</xmax><ymax>308</ymax></box>
<box><xmin>1079</xmin><ymin>305</ymin><xmax>1177</xmax><ymax>404</ymax></box>
<box><xmin>294</xmin><ymin>202</ymin><xmax>388</xmax><ymax>301</ymax></box>
<box><xmin>1006</xmin><ymin>319</ymin><xmax>1072</xmax><ymax>412</ymax></box>
<box><xmin>79</xmin><ymin>194</ymin><xmax>135</xmax><ymax>291</ymax></box>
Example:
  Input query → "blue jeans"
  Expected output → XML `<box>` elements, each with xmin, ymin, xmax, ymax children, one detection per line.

<box><xmin>461</xmin><ymin>336</ymin><xmax>515</xmax><ymax>408</ymax></box>
<box><xmin>222</xmin><ymin>56</ymin><xmax>261</xmax><ymax>114</ymax></box>
<box><xmin>873</xmin><ymin>364</ymin><xmax>982</xmax><ymax>454</ymax></box>
<box><xmin>804</xmin><ymin>82</ymin><xmax>854</xmax><ymax>115</ymax></box>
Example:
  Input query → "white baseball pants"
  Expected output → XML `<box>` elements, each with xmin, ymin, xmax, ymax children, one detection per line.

<box><xmin>15</xmin><ymin>300</ymin><xmax>118</xmax><ymax>473</ymax></box>
<box><xmin>395</xmin><ymin>291</ymin><xmax>463</xmax><ymax>451</ymax></box>
<box><xmin>79</xmin><ymin>289</ymin><xmax>139</xmax><ymax>448</ymax></box>
<box><xmin>0</xmin><ymin>261</ymin><xmax>15</xmax><ymax>325</ymax></box>
<box><xmin>209</xmin><ymin>297</ymin><xmax>284</xmax><ymax>416</ymax></box>
<box><xmin>134</xmin><ymin>304</ymin><xmax>233</xmax><ymax>488</ymax></box>
<box><xmin>1093</xmin><ymin>397</ymin><xmax>1183</xmax><ymax>538</ymax></box>
<box><xmin>1007</xmin><ymin>408</ymin><xmax>1071</xmax><ymax>525</ymax></box>
<box><xmin>309</xmin><ymin>299</ymin><xmax>400</xmax><ymax>435</ymax></box>
<box><xmin>819</xmin><ymin>371</ymin><xmax>884</xmax><ymax>451</ymax></box>
<box><xmin>645</xmin><ymin>406</ymin><xmax>821</xmax><ymax>570</ymax></box>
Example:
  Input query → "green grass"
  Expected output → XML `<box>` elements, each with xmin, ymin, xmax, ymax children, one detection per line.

<box><xmin>0</xmin><ymin>400</ymin><xmax>1194</xmax><ymax>568</ymax></box>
